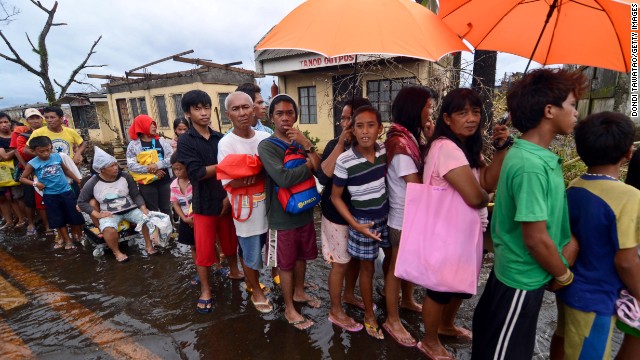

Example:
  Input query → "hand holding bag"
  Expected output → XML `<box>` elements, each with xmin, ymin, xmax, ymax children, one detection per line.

<box><xmin>394</xmin><ymin>140</ymin><xmax>483</xmax><ymax>294</ymax></box>
<box><xmin>216</xmin><ymin>154</ymin><xmax>265</xmax><ymax>222</ymax></box>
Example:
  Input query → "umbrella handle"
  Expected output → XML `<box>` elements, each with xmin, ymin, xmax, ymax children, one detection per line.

<box><xmin>525</xmin><ymin>0</ymin><xmax>558</xmax><ymax>72</ymax></box>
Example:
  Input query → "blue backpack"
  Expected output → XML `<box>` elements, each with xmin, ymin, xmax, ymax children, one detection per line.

<box><xmin>266</xmin><ymin>138</ymin><xmax>320</xmax><ymax>214</ymax></box>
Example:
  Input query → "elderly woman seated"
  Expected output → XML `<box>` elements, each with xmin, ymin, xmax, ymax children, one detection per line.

<box><xmin>77</xmin><ymin>147</ymin><xmax>156</xmax><ymax>262</ymax></box>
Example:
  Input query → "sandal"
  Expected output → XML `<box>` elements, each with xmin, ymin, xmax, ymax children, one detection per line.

<box><xmin>196</xmin><ymin>298</ymin><xmax>214</xmax><ymax>314</ymax></box>
<box><xmin>287</xmin><ymin>316</ymin><xmax>314</xmax><ymax>330</ymax></box>
<box><xmin>382</xmin><ymin>322</ymin><xmax>416</xmax><ymax>347</ymax></box>
<box><xmin>64</xmin><ymin>243</ymin><xmax>77</xmax><ymax>250</ymax></box>
<box><xmin>53</xmin><ymin>242</ymin><xmax>64</xmax><ymax>249</ymax></box>
<box><xmin>293</xmin><ymin>296</ymin><xmax>322</xmax><ymax>308</ymax></box>
<box><xmin>416</xmin><ymin>341</ymin><xmax>454</xmax><ymax>360</ymax></box>
<box><xmin>328</xmin><ymin>314</ymin><xmax>363</xmax><ymax>332</ymax></box>
<box><xmin>364</xmin><ymin>322</ymin><xmax>384</xmax><ymax>340</ymax></box>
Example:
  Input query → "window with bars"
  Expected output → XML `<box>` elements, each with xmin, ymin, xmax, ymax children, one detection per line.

<box><xmin>367</xmin><ymin>77</ymin><xmax>417</xmax><ymax>122</ymax></box>
<box><xmin>154</xmin><ymin>95</ymin><xmax>169</xmax><ymax>128</ymax></box>
<box><xmin>129</xmin><ymin>97</ymin><xmax>147</xmax><ymax>118</ymax></box>
<box><xmin>298</xmin><ymin>86</ymin><xmax>317</xmax><ymax>124</ymax></box>
<box><xmin>70</xmin><ymin>105</ymin><xmax>100</xmax><ymax>129</ymax></box>
<box><xmin>172</xmin><ymin>94</ymin><xmax>183</xmax><ymax>119</ymax></box>
<box><xmin>218</xmin><ymin>93</ymin><xmax>230</xmax><ymax>124</ymax></box>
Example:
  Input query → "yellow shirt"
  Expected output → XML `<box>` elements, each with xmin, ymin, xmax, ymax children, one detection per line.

<box><xmin>28</xmin><ymin>127</ymin><xmax>83</xmax><ymax>158</ymax></box>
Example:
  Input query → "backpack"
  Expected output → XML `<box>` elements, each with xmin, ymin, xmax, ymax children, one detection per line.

<box><xmin>266</xmin><ymin>137</ymin><xmax>320</xmax><ymax>214</ymax></box>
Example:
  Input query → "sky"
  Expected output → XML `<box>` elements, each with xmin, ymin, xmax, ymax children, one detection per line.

<box><xmin>0</xmin><ymin>0</ymin><xmax>536</xmax><ymax>108</ymax></box>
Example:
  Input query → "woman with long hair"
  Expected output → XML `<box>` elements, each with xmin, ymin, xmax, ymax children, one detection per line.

<box><xmin>418</xmin><ymin>88</ymin><xmax>510</xmax><ymax>358</ymax></box>
<box><xmin>383</xmin><ymin>85</ymin><xmax>436</xmax><ymax>347</ymax></box>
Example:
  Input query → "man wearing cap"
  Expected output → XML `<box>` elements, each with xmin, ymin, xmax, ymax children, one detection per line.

<box><xmin>10</xmin><ymin>108</ymin><xmax>48</xmax><ymax>235</ymax></box>
<box><xmin>257</xmin><ymin>94</ymin><xmax>321</xmax><ymax>330</ymax></box>
<box><xmin>26</xmin><ymin>106</ymin><xmax>86</xmax><ymax>166</ymax></box>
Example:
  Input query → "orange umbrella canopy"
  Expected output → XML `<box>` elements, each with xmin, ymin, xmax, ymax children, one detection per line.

<box><xmin>256</xmin><ymin>0</ymin><xmax>469</xmax><ymax>61</ymax></box>
<box><xmin>439</xmin><ymin>0</ymin><xmax>631</xmax><ymax>72</ymax></box>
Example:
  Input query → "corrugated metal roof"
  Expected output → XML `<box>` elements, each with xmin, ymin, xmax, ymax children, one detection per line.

<box><xmin>255</xmin><ymin>49</ymin><xmax>311</xmax><ymax>62</ymax></box>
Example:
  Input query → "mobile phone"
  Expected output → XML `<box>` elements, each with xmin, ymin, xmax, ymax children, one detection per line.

<box><xmin>499</xmin><ymin>113</ymin><xmax>509</xmax><ymax>126</ymax></box>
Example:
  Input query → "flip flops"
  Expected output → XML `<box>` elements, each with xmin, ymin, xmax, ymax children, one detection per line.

<box><xmin>196</xmin><ymin>298</ymin><xmax>214</xmax><ymax>314</ymax></box>
<box><xmin>287</xmin><ymin>316</ymin><xmax>314</xmax><ymax>330</ymax></box>
<box><xmin>328</xmin><ymin>314</ymin><xmax>363</xmax><ymax>332</ymax></box>
<box><xmin>416</xmin><ymin>341</ymin><xmax>454</xmax><ymax>360</ymax></box>
<box><xmin>250</xmin><ymin>296</ymin><xmax>273</xmax><ymax>314</ymax></box>
<box><xmin>364</xmin><ymin>322</ymin><xmax>384</xmax><ymax>340</ymax></box>
<box><xmin>293</xmin><ymin>297</ymin><xmax>322</xmax><ymax>308</ymax></box>
<box><xmin>382</xmin><ymin>322</ymin><xmax>416</xmax><ymax>347</ymax></box>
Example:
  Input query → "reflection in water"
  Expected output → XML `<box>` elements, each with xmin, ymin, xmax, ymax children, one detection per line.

<box><xmin>0</xmin><ymin>209</ymin><xmax>622</xmax><ymax>359</ymax></box>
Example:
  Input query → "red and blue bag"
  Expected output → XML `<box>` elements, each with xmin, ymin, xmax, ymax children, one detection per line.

<box><xmin>266</xmin><ymin>138</ymin><xmax>320</xmax><ymax>214</ymax></box>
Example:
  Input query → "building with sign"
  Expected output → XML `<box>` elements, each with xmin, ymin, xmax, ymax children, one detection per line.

<box><xmin>254</xmin><ymin>49</ymin><xmax>454</xmax><ymax>149</ymax></box>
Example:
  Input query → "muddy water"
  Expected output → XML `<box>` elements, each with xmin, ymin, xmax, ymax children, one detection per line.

<box><xmin>0</xmin><ymin>209</ymin><xmax>623</xmax><ymax>359</ymax></box>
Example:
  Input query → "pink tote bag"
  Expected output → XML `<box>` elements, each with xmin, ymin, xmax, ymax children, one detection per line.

<box><xmin>394</xmin><ymin>140</ymin><xmax>483</xmax><ymax>294</ymax></box>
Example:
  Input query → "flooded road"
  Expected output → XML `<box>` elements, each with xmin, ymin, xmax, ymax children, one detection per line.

<box><xmin>0</xmin><ymin>208</ymin><xmax>623</xmax><ymax>359</ymax></box>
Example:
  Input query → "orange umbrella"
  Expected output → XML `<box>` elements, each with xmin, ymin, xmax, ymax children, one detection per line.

<box><xmin>256</xmin><ymin>0</ymin><xmax>469</xmax><ymax>61</ymax></box>
<box><xmin>439</xmin><ymin>0</ymin><xmax>631</xmax><ymax>72</ymax></box>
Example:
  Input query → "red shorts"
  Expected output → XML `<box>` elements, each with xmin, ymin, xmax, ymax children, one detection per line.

<box><xmin>193</xmin><ymin>213</ymin><xmax>238</xmax><ymax>267</ymax></box>
<box><xmin>265</xmin><ymin>221</ymin><xmax>318</xmax><ymax>272</ymax></box>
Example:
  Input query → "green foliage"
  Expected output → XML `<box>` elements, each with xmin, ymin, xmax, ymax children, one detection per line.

<box><xmin>302</xmin><ymin>130</ymin><xmax>320</xmax><ymax>147</ymax></box>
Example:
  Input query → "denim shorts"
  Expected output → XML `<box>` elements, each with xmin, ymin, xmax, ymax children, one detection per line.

<box><xmin>238</xmin><ymin>233</ymin><xmax>266</xmax><ymax>271</ymax></box>
<box><xmin>98</xmin><ymin>208</ymin><xmax>145</xmax><ymax>232</ymax></box>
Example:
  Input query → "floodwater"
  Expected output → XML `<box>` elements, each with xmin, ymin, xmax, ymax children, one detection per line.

<box><xmin>0</xmin><ymin>208</ymin><xmax>623</xmax><ymax>359</ymax></box>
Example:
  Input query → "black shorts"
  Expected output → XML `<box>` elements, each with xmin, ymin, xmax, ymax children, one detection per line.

<box><xmin>177</xmin><ymin>219</ymin><xmax>195</xmax><ymax>246</ymax></box>
<box><xmin>43</xmin><ymin>190</ymin><xmax>85</xmax><ymax>229</ymax></box>
<box><xmin>471</xmin><ymin>270</ymin><xmax>546</xmax><ymax>360</ymax></box>
<box><xmin>426</xmin><ymin>289</ymin><xmax>473</xmax><ymax>305</ymax></box>
<box><xmin>23</xmin><ymin>184</ymin><xmax>35</xmax><ymax>208</ymax></box>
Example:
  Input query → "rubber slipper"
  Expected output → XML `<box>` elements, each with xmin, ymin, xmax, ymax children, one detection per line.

<box><xmin>53</xmin><ymin>242</ymin><xmax>64</xmax><ymax>249</ymax></box>
<box><xmin>287</xmin><ymin>316</ymin><xmax>314</xmax><ymax>330</ymax></box>
<box><xmin>26</xmin><ymin>227</ymin><xmax>37</xmax><ymax>236</ymax></box>
<box><xmin>196</xmin><ymin>298</ymin><xmax>214</xmax><ymax>314</ymax></box>
<box><xmin>242</xmin><ymin>282</ymin><xmax>271</xmax><ymax>295</ymax></box>
<box><xmin>190</xmin><ymin>274</ymin><xmax>201</xmax><ymax>285</ymax></box>
<box><xmin>228</xmin><ymin>272</ymin><xmax>245</xmax><ymax>281</ymax></box>
<box><xmin>146</xmin><ymin>248</ymin><xmax>159</xmax><ymax>256</ymax></box>
<box><xmin>251</xmin><ymin>296</ymin><xmax>273</xmax><ymax>314</ymax></box>
<box><xmin>272</xmin><ymin>274</ymin><xmax>281</xmax><ymax>286</ymax></box>
<box><xmin>364</xmin><ymin>322</ymin><xmax>384</xmax><ymax>340</ymax></box>
<box><xmin>328</xmin><ymin>314</ymin><xmax>363</xmax><ymax>332</ymax></box>
<box><xmin>416</xmin><ymin>341</ymin><xmax>453</xmax><ymax>360</ymax></box>
<box><xmin>294</xmin><ymin>297</ymin><xmax>322</xmax><ymax>308</ymax></box>
<box><xmin>64</xmin><ymin>243</ymin><xmax>77</xmax><ymax>250</ymax></box>
<box><xmin>438</xmin><ymin>326</ymin><xmax>472</xmax><ymax>341</ymax></box>
<box><xmin>382</xmin><ymin>322</ymin><xmax>416</xmax><ymax>347</ymax></box>
<box><xmin>116</xmin><ymin>256</ymin><xmax>129</xmax><ymax>263</ymax></box>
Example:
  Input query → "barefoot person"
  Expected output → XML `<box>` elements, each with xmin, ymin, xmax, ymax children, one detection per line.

<box><xmin>77</xmin><ymin>147</ymin><xmax>154</xmax><ymax>262</ymax></box>
<box><xmin>218</xmin><ymin>92</ymin><xmax>272</xmax><ymax>314</ymax></box>
<box><xmin>258</xmin><ymin>94</ymin><xmax>321</xmax><ymax>330</ymax></box>
<box><xmin>317</xmin><ymin>97</ymin><xmax>371</xmax><ymax>332</ymax></box>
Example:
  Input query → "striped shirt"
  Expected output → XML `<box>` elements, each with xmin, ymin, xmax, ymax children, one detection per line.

<box><xmin>333</xmin><ymin>143</ymin><xmax>388</xmax><ymax>218</ymax></box>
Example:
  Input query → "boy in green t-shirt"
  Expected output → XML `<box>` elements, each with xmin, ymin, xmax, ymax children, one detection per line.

<box><xmin>471</xmin><ymin>68</ymin><xmax>587</xmax><ymax>360</ymax></box>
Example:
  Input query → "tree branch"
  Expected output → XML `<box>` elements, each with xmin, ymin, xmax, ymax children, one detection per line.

<box><xmin>25</xmin><ymin>33</ymin><xmax>39</xmax><ymax>54</ymax></box>
<box><xmin>0</xmin><ymin>0</ymin><xmax>19</xmax><ymax>25</ymax></box>
<box><xmin>29</xmin><ymin>0</ymin><xmax>51</xmax><ymax>14</ymax></box>
<box><xmin>57</xmin><ymin>35</ymin><xmax>103</xmax><ymax>99</ymax></box>
<box><xmin>51</xmin><ymin>22</ymin><xmax>66</xmax><ymax>26</ymax></box>
<box><xmin>0</xmin><ymin>30</ymin><xmax>41</xmax><ymax>75</ymax></box>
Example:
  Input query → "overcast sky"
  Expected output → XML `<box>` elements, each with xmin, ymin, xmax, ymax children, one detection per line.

<box><xmin>0</xmin><ymin>0</ymin><xmax>535</xmax><ymax>108</ymax></box>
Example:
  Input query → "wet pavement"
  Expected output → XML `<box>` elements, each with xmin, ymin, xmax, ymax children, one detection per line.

<box><xmin>0</xmin><ymin>208</ymin><xmax>623</xmax><ymax>359</ymax></box>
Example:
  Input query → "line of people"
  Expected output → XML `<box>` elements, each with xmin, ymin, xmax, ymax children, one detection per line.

<box><xmin>3</xmin><ymin>68</ymin><xmax>638</xmax><ymax>359</ymax></box>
